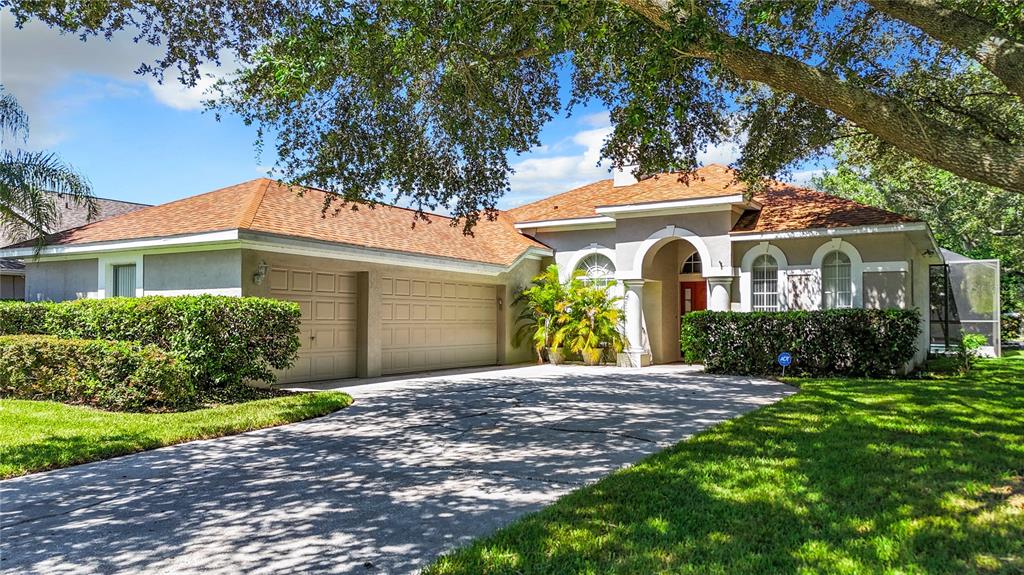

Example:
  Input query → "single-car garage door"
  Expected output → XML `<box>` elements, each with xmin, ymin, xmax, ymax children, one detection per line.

<box><xmin>269</xmin><ymin>266</ymin><xmax>358</xmax><ymax>384</ymax></box>
<box><xmin>381</xmin><ymin>276</ymin><xmax>497</xmax><ymax>375</ymax></box>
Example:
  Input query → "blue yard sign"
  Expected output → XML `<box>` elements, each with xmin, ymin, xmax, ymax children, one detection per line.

<box><xmin>777</xmin><ymin>352</ymin><xmax>792</xmax><ymax>376</ymax></box>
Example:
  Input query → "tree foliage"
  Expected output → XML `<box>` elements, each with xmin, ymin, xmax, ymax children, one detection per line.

<box><xmin>6</xmin><ymin>1</ymin><xmax>1024</xmax><ymax>225</ymax></box>
<box><xmin>815</xmin><ymin>140</ymin><xmax>1024</xmax><ymax>311</ymax></box>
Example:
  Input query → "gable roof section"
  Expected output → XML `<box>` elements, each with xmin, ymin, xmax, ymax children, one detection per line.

<box><xmin>24</xmin><ymin>179</ymin><xmax>546</xmax><ymax>266</ymax></box>
<box><xmin>508</xmin><ymin>164</ymin><xmax>745</xmax><ymax>223</ymax></box>
<box><xmin>507</xmin><ymin>163</ymin><xmax>917</xmax><ymax>233</ymax></box>
<box><xmin>731</xmin><ymin>185</ymin><xmax>916</xmax><ymax>234</ymax></box>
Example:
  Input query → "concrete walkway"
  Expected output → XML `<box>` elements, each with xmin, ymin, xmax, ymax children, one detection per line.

<box><xmin>0</xmin><ymin>364</ymin><xmax>794</xmax><ymax>574</ymax></box>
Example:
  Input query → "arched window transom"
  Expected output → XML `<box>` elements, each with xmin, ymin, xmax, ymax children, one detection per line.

<box><xmin>752</xmin><ymin>254</ymin><xmax>779</xmax><ymax>311</ymax></box>
<box><xmin>576</xmin><ymin>253</ymin><xmax>615</xmax><ymax>284</ymax></box>
<box><xmin>822</xmin><ymin>251</ymin><xmax>853</xmax><ymax>309</ymax></box>
<box><xmin>680</xmin><ymin>252</ymin><xmax>702</xmax><ymax>275</ymax></box>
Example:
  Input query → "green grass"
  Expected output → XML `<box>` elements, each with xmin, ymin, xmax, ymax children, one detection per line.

<box><xmin>427</xmin><ymin>351</ymin><xmax>1024</xmax><ymax>575</ymax></box>
<box><xmin>0</xmin><ymin>391</ymin><xmax>352</xmax><ymax>478</ymax></box>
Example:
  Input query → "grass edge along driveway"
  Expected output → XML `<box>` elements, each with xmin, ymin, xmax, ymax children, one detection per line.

<box><xmin>427</xmin><ymin>351</ymin><xmax>1024</xmax><ymax>575</ymax></box>
<box><xmin>0</xmin><ymin>391</ymin><xmax>352</xmax><ymax>478</ymax></box>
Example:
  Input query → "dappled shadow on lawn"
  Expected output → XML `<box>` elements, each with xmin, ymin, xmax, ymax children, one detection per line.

<box><xmin>0</xmin><ymin>366</ymin><xmax>791</xmax><ymax>574</ymax></box>
<box><xmin>0</xmin><ymin>395</ymin><xmax>349</xmax><ymax>478</ymax></box>
<box><xmin>427</xmin><ymin>356</ymin><xmax>1024</xmax><ymax>574</ymax></box>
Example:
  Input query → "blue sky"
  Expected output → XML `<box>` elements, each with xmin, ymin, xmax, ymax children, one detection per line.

<box><xmin>2</xmin><ymin>11</ymin><xmax>820</xmax><ymax>212</ymax></box>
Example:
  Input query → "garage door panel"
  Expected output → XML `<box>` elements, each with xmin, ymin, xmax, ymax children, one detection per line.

<box><xmin>271</xmin><ymin>268</ymin><xmax>358</xmax><ymax>384</ymax></box>
<box><xmin>381</xmin><ymin>276</ymin><xmax>497</xmax><ymax>375</ymax></box>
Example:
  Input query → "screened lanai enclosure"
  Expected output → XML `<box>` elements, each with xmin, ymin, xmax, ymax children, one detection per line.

<box><xmin>930</xmin><ymin>249</ymin><xmax>1002</xmax><ymax>357</ymax></box>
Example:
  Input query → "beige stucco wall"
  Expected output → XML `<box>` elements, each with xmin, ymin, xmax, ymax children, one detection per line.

<box><xmin>143</xmin><ymin>249</ymin><xmax>242</xmax><ymax>296</ymax></box>
<box><xmin>642</xmin><ymin>240</ymin><xmax>683</xmax><ymax>363</ymax></box>
<box><xmin>863</xmin><ymin>271</ymin><xmax>907</xmax><ymax>309</ymax></box>
<box><xmin>24</xmin><ymin>258</ymin><xmax>98</xmax><ymax>302</ymax></box>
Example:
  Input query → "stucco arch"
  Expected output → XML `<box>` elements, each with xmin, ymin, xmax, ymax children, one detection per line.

<box><xmin>739</xmin><ymin>242</ymin><xmax>790</xmax><ymax>312</ymax></box>
<box><xmin>562</xmin><ymin>244</ymin><xmax>617</xmax><ymax>282</ymax></box>
<box><xmin>811</xmin><ymin>238</ymin><xmax>865</xmax><ymax>308</ymax></box>
<box><xmin>811</xmin><ymin>238</ymin><xmax>863</xmax><ymax>268</ymax></box>
<box><xmin>625</xmin><ymin>225</ymin><xmax>712</xmax><ymax>280</ymax></box>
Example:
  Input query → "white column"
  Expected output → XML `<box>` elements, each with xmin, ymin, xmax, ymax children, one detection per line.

<box><xmin>619</xmin><ymin>279</ymin><xmax>651</xmax><ymax>367</ymax></box>
<box><xmin>707</xmin><ymin>278</ymin><xmax>734</xmax><ymax>311</ymax></box>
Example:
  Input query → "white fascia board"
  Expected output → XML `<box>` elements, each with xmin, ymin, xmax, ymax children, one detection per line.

<box><xmin>595</xmin><ymin>194</ymin><xmax>746</xmax><ymax>217</ymax></box>
<box><xmin>730</xmin><ymin>222</ymin><xmax>929</xmax><ymax>242</ymax></box>
<box><xmin>513</xmin><ymin>216</ymin><xmax>616</xmax><ymax>231</ymax></box>
<box><xmin>239</xmin><ymin>231</ymin><xmax>549</xmax><ymax>276</ymax></box>
<box><xmin>0</xmin><ymin>230</ymin><xmax>241</xmax><ymax>260</ymax></box>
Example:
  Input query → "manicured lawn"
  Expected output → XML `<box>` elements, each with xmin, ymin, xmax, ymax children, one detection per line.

<box><xmin>0</xmin><ymin>391</ymin><xmax>352</xmax><ymax>478</ymax></box>
<box><xmin>427</xmin><ymin>351</ymin><xmax>1024</xmax><ymax>574</ymax></box>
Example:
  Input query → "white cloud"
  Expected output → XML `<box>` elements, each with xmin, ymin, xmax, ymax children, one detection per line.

<box><xmin>0</xmin><ymin>11</ymin><xmax>220</xmax><ymax>146</ymax></box>
<box><xmin>502</xmin><ymin>124</ymin><xmax>614</xmax><ymax>208</ymax></box>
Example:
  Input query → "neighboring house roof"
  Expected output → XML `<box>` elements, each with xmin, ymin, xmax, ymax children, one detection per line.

<box><xmin>0</xmin><ymin>192</ymin><xmax>149</xmax><ymax>274</ymax></box>
<box><xmin>507</xmin><ymin>163</ymin><xmax>917</xmax><ymax>233</ymax></box>
<box><xmin>0</xmin><ymin>192</ymin><xmax>150</xmax><ymax>248</ymax></box>
<box><xmin>508</xmin><ymin>164</ymin><xmax>744</xmax><ymax>223</ymax></box>
<box><xmin>24</xmin><ymin>179</ymin><xmax>547</xmax><ymax>266</ymax></box>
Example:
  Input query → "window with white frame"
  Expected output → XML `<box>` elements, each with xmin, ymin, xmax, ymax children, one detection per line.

<box><xmin>576</xmin><ymin>253</ymin><xmax>615</xmax><ymax>285</ymax></box>
<box><xmin>112</xmin><ymin>264</ymin><xmax>137</xmax><ymax>297</ymax></box>
<box><xmin>751</xmin><ymin>254</ymin><xmax>780</xmax><ymax>311</ymax></box>
<box><xmin>821</xmin><ymin>251</ymin><xmax>853</xmax><ymax>309</ymax></box>
<box><xmin>680</xmin><ymin>251</ymin><xmax>702</xmax><ymax>275</ymax></box>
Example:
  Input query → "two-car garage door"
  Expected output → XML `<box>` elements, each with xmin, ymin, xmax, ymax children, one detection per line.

<box><xmin>268</xmin><ymin>266</ymin><xmax>358</xmax><ymax>384</ymax></box>
<box><xmin>380</xmin><ymin>276</ymin><xmax>497</xmax><ymax>375</ymax></box>
<box><xmin>266</xmin><ymin>263</ymin><xmax>498</xmax><ymax>383</ymax></box>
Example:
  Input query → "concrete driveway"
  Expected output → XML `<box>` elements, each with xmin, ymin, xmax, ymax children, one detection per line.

<box><xmin>0</xmin><ymin>364</ymin><xmax>793</xmax><ymax>574</ymax></box>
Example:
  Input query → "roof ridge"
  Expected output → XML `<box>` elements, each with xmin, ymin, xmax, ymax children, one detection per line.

<box><xmin>238</xmin><ymin>179</ymin><xmax>272</xmax><ymax>229</ymax></box>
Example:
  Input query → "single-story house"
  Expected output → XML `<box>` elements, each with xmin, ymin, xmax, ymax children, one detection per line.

<box><xmin>0</xmin><ymin>192</ymin><xmax>148</xmax><ymax>300</ymax></box>
<box><xmin>0</xmin><ymin>164</ymin><xmax>994</xmax><ymax>383</ymax></box>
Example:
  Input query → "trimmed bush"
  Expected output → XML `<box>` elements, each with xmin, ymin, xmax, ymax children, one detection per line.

<box><xmin>0</xmin><ymin>301</ymin><xmax>52</xmax><ymax>335</ymax></box>
<box><xmin>43</xmin><ymin>296</ymin><xmax>302</xmax><ymax>390</ymax></box>
<box><xmin>680</xmin><ymin>309</ymin><xmax>921</xmax><ymax>377</ymax></box>
<box><xmin>0</xmin><ymin>335</ymin><xmax>195</xmax><ymax>411</ymax></box>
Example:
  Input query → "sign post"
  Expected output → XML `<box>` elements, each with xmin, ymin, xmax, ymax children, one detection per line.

<box><xmin>777</xmin><ymin>352</ymin><xmax>792</xmax><ymax>377</ymax></box>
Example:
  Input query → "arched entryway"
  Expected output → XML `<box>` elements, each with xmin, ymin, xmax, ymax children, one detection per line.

<box><xmin>636</xmin><ymin>236</ymin><xmax>706</xmax><ymax>364</ymax></box>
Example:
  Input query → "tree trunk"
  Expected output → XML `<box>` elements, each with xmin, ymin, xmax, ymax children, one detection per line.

<box><xmin>619</xmin><ymin>0</ymin><xmax>1024</xmax><ymax>195</ymax></box>
<box><xmin>865</xmin><ymin>0</ymin><xmax>1024</xmax><ymax>100</ymax></box>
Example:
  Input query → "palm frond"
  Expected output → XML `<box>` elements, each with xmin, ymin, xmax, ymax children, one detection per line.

<box><xmin>0</xmin><ymin>149</ymin><xmax>95</xmax><ymax>253</ymax></box>
<box><xmin>0</xmin><ymin>87</ymin><xmax>29</xmax><ymax>146</ymax></box>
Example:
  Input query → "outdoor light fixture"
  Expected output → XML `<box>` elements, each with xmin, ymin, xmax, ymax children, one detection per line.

<box><xmin>253</xmin><ymin>261</ymin><xmax>269</xmax><ymax>285</ymax></box>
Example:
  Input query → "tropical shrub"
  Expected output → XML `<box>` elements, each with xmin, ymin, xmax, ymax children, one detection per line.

<box><xmin>0</xmin><ymin>334</ymin><xmax>195</xmax><ymax>411</ymax></box>
<box><xmin>513</xmin><ymin>265</ymin><xmax>576</xmax><ymax>362</ymax></box>
<box><xmin>0</xmin><ymin>301</ymin><xmax>52</xmax><ymax>335</ymax></box>
<box><xmin>42</xmin><ymin>296</ymin><xmax>302</xmax><ymax>390</ymax></box>
<box><xmin>680</xmin><ymin>309</ymin><xmax>921</xmax><ymax>377</ymax></box>
<box><xmin>552</xmin><ymin>280</ymin><xmax>625</xmax><ymax>364</ymax></box>
<box><xmin>955</xmin><ymin>333</ymin><xmax>989</xmax><ymax>374</ymax></box>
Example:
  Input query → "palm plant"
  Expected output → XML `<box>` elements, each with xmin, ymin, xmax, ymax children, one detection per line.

<box><xmin>552</xmin><ymin>279</ymin><xmax>626</xmax><ymax>365</ymax></box>
<box><xmin>0</xmin><ymin>86</ymin><xmax>95</xmax><ymax>252</ymax></box>
<box><xmin>512</xmin><ymin>264</ymin><xmax>577</xmax><ymax>363</ymax></box>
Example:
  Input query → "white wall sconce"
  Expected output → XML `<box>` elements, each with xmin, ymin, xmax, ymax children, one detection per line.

<box><xmin>253</xmin><ymin>260</ymin><xmax>269</xmax><ymax>285</ymax></box>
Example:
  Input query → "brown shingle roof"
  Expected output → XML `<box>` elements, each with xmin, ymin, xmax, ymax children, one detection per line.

<box><xmin>27</xmin><ymin>179</ymin><xmax>546</xmax><ymax>266</ymax></box>
<box><xmin>507</xmin><ymin>163</ymin><xmax>916</xmax><ymax>233</ymax></box>
<box><xmin>731</xmin><ymin>185</ymin><xmax>917</xmax><ymax>234</ymax></box>
<box><xmin>508</xmin><ymin>164</ymin><xmax>745</xmax><ymax>223</ymax></box>
<box><xmin>0</xmin><ymin>192</ymin><xmax>149</xmax><ymax>248</ymax></box>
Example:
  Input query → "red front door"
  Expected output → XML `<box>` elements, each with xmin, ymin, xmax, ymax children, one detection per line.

<box><xmin>680</xmin><ymin>281</ymin><xmax>707</xmax><ymax>315</ymax></box>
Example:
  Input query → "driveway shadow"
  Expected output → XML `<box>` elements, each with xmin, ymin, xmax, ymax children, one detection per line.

<box><xmin>0</xmin><ymin>365</ymin><xmax>793</xmax><ymax>574</ymax></box>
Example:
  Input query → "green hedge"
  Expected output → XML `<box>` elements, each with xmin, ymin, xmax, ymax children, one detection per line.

<box><xmin>680</xmin><ymin>309</ymin><xmax>921</xmax><ymax>377</ymax></box>
<box><xmin>43</xmin><ymin>296</ymin><xmax>302</xmax><ymax>390</ymax></box>
<box><xmin>0</xmin><ymin>301</ymin><xmax>52</xmax><ymax>335</ymax></box>
<box><xmin>0</xmin><ymin>335</ymin><xmax>195</xmax><ymax>411</ymax></box>
<box><xmin>0</xmin><ymin>296</ymin><xmax>301</xmax><ymax>390</ymax></box>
